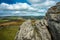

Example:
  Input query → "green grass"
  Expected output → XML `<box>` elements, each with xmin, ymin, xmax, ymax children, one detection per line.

<box><xmin>0</xmin><ymin>20</ymin><xmax>9</xmax><ymax>23</ymax></box>
<box><xmin>0</xmin><ymin>26</ymin><xmax>19</xmax><ymax>40</ymax></box>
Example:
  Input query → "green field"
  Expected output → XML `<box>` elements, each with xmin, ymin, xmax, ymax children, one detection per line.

<box><xmin>0</xmin><ymin>26</ymin><xmax>19</xmax><ymax>40</ymax></box>
<box><xmin>0</xmin><ymin>20</ymin><xmax>9</xmax><ymax>23</ymax></box>
<box><xmin>0</xmin><ymin>16</ymin><xmax>25</xmax><ymax>40</ymax></box>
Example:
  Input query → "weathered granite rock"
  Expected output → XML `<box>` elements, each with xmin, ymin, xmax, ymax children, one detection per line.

<box><xmin>15</xmin><ymin>19</ymin><xmax>51</xmax><ymax>40</ymax></box>
<box><xmin>15</xmin><ymin>20</ymin><xmax>34</xmax><ymax>40</ymax></box>
<box><xmin>46</xmin><ymin>2</ymin><xmax>60</xmax><ymax>40</ymax></box>
<box><xmin>35</xmin><ymin>20</ymin><xmax>51</xmax><ymax>40</ymax></box>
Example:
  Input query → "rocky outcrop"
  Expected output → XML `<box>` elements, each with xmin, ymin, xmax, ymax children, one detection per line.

<box><xmin>15</xmin><ymin>20</ymin><xmax>34</xmax><ymax>40</ymax></box>
<box><xmin>15</xmin><ymin>2</ymin><xmax>60</xmax><ymax>40</ymax></box>
<box><xmin>15</xmin><ymin>19</ymin><xmax>51</xmax><ymax>40</ymax></box>
<box><xmin>35</xmin><ymin>20</ymin><xmax>51</xmax><ymax>40</ymax></box>
<box><xmin>46</xmin><ymin>2</ymin><xmax>60</xmax><ymax>40</ymax></box>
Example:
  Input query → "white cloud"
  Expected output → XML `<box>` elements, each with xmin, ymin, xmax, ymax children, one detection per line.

<box><xmin>27</xmin><ymin>0</ymin><xmax>41</xmax><ymax>4</ymax></box>
<box><xmin>0</xmin><ymin>0</ymin><xmax>56</xmax><ymax>16</ymax></box>
<box><xmin>0</xmin><ymin>3</ymin><xmax>32</xmax><ymax>10</ymax></box>
<box><xmin>28</xmin><ymin>0</ymin><xmax>56</xmax><ymax>8</ymax></box>
<box><xmin>0</xmin><ymin>3</ymin><xmax>46</xmax><ymax>16</ymax></box>
<box><xmin>29</xmin><ymin>0</ymin><xmax>56</xmax><ymax>15</ymax></box>
<box><xmin>41</xmin><ymin>0</ymin><xmax>56</xmax><ymax>6</ymax></box>
<box><xmin>0</xmin><ymin>3</ymin><xmax>46</xmax><ymax>12</ymax></box>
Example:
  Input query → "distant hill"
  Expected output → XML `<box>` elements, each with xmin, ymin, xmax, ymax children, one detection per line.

<box><xmin>0</xmin><ymin>16</ymin><xmax>44</xmax><ymax>20</ymax></box>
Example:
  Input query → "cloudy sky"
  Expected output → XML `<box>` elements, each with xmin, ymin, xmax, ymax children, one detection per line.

<box><xmin>0</xmin><ymin>0</ymin><xmax>60</xmax><ymax>16</ymax></box>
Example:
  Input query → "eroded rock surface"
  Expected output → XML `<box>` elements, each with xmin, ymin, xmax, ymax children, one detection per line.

<box><xmin>46</xmin><ymin>2</ymin><xmax>60</xmax><ymax>40</ymax></box>
<box><xmin>15</xmin><ymin>20</ymin><xmax>34</xmax><ymax>40</ymax></box>
<box><xmin>15</xmin><ymin>19</ymin><xmax>51</xmax><ymax>40</ymax></box>
<box><xmin>35</xmin><ymin>20</ymin><xmax>51</xmax><ymax>40</ymax></box>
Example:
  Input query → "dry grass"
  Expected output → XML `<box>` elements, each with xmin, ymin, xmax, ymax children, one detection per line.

<box><xmin>0</xmin><ymin>19</ymin><xmax>25</xmax><ymax>40</ymax></box>
<box><xmin>0</xmin><ymin>19</ymin><xmax>25</xmax><ymax>26</ymax></box>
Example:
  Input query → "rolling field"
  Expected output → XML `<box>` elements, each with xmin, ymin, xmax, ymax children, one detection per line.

<box><xmin>0</xmin><ymin>20</ymin><xmax>24</xmax><ymax>40</ymax></box>
<box><xmin>0</xmin><ymin>17</ymin><xmax>25</xmax><ymax>40</ymax></box>
<box><xmin>0</xmin><ymin>26</ymin><xmax>19</xmax><ymax>40</ymax></box>
<box><xmin>0</xmin><ymin>16</ymin><xmax>43</xmax><ymax>40</ymax></box>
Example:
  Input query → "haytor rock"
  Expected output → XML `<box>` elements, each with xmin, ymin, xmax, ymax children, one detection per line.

<box><xmin>35</xmin><ymin>20</ymin><xmax>51</xmax><ymax>40</ymax></box>
<box><xmin>15</xmin><ymin>19</ymin><xmax>51</xmax><ymax>40</ymax></box>
<box><xmin>15</xmin><ymin>20</ymin><xmax>34</xmax><ymax>40</ymax></box>
<box><xmin>46</xmin><ymin>2</ymin><xmax>60</xmax><ymax>40</ymax></box>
